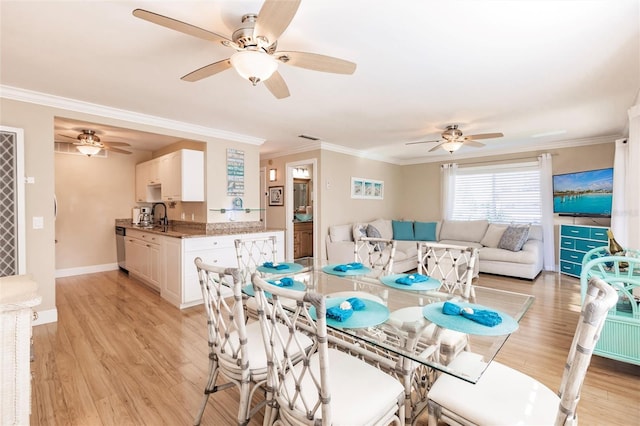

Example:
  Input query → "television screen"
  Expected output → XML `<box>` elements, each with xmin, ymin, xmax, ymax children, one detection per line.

<box><xmin>552</xmin><ymin>168</ymin><xmax>613</xmax><ymax>217</ymax></box>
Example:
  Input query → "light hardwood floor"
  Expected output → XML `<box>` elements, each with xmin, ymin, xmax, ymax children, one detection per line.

<box><xmin>31</xmin><ymin>270</ymin><xmax>639</xmax><ymax>425</ymax></box>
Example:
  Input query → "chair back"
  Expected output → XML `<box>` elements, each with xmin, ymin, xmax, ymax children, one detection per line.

<box><xmin>417</xmin><ymin>242</ymin><xmax>478</xmax><ymax>300</ymax></box>
<box><xmin>355</xmin><ymin>236</ymin><xmax>397</xmax><ymax>278</ymax></box>
<box><xmin>556</xmin><ymin>276</ymin><xmax>618</xmax><ymax>425</ymax></box>
<box><xmin>194</xmin><ymin>258</ymin><xmax>249</xmax><ymax>370</ymax></box>
<box><xmin>234</xmin><ymin>236</ymin><xmax>278</xmax><ymax>284</ymax></box>
<box><xmin>251</xmin><ymin>273</ymin><xmax>331</xmax><ymax>424</ymax></box>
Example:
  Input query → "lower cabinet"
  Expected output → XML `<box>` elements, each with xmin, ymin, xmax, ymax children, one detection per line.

<box><xmin>294</xmin><ymin>221</ymin><xmax>313</xmax><ymax>258</ymax></box>
<box><xmin>559</xmin><ymin>224</ymin><xmax>608</xmax><ymax>277</ymax></box>
<box><xmin>159</xmin><ymin>230</ymin><xmax>285</xmax><ymax>309</ymax></box>
<box><xmin>125</xmin><ymin>229</ymin><xmax>162</xmax><ymax>290</ymax></box>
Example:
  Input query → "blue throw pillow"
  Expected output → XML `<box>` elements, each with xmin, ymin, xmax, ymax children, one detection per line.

<box><xmin>414</xmin><ymin>221</ymin><xmax>437</xmax><ymax>241</ymax></box>
<box><xmin>392</xmin><ymin>220</ymin><xmax>414</xmax><ymax>240</ymax></box>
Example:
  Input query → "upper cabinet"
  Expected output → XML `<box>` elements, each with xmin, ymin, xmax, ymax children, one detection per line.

<box><xmin>136</xmin><ymin>149</ymin><xmax>204</xmax><ymax>203</ymax></box>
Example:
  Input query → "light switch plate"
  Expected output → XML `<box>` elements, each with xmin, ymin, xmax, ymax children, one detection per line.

<box><xmin>33</xmin><ymin>216</ymin><xmax>44</xmax><ymax>229</ymax></box>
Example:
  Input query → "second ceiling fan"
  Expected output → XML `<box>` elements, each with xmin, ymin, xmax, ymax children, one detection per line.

<box><xmin>133</xmin><ymin>0</ymin><xmax>356</xmax><ymax>99</ymax></box>
<box><xmin>406</xmin><ymin>125</ymin><xmax>504</xmax><ymax>153</ymax></box>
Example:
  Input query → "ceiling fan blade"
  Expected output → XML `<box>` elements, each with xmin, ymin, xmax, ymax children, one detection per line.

<box><xmin>465</xmin><ymin>140</ymin><xmax>486</xmax><ymax>148</ymax></box>
<box><xmin>103</xmin><ymin>142</ymin><xmax>131</xmax><ymax>147</ymax></box>
<box><xmin>181</xmin><ymin>59</ymin><xmax>232</xmax><ymax>82</ymax></box>
<box><xmin>57</xmin><ymin>134</ymin><xmax>77</xmax><ymax>140</ymax></box>
<box><xmin>429</xmin><ymin>142</ymin><xmax>446</xmax><ymax>152</ymax></box>
<box><xmin>253</xmin><ymin>0</ymin><xmax>301</xmax><ymax>45</ymax></box>
<box><xmin>405</xmin><ymin>139</ymin><xmax>440</xmax><ymax>146</ymax></box>
<box><xmin>132</xmin><ymin>9</ymin><xmax>232</xmax><ymax>44</ymax></box>
<box><xmin>275</xmin><ymin>51</ymin><xmax>356</xmax><ymax>74</ymax></box>
<box><xmin>466</xmin><ymin>132</ymin><xmax>504</xmax><ymax>140</ymax></box>
<box><xmin>264</xmin><ymin>71</ymin><xmax>290</xmax><ymax>99</ymax></box>
<box><xmin>104</xmin><ymin>146</ymin><xmax>132</xmax><ymax>155</ymax></box>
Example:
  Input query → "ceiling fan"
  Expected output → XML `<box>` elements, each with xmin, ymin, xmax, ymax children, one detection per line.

<box><xmin>56</xmin><ymin>130</ymin><xmax>132</xmax><ymax>156</ymax></box>
<box><xmin>406</xmin><ymin>125</ymin><xmax>504</xmax><ymax>153</ymax></box>
<box><xmin>132</xmin><ymin>0</ymin><xmax>356</xmax><ymax>99</ymax></box>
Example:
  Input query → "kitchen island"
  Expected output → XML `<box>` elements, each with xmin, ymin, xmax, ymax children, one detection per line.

<box><xmin>116</xmin><ymin>220</ymin><xmax>284</xmax><ymax>309</ymax></box>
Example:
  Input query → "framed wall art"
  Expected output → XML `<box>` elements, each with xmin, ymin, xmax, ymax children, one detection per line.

<box><xmin>269</xmin><ymin>186</ymin><xmax>284</xmax><ymax>206</ymax></box>
<box><xmin>351</xmin><ymin>177</ymin><xmax>384</xmax><ymax>199</ymax></box>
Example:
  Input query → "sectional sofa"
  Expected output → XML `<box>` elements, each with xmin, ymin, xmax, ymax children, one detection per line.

<box><xmin>326</xmin><ymin>219</ymin><xmax>544</xmax><ymax>280</ymax></box>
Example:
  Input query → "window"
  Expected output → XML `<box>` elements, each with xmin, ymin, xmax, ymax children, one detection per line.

<box><xmin>450</xmin><ymin>161</ymin><xmax>541</xmax><ymax>224</ymax></box>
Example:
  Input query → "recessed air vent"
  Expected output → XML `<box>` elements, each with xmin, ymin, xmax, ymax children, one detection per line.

<box><xmin>298</xmin><ymin>134</ymin><xmax>320</xmax><ymax>141</ymax></box>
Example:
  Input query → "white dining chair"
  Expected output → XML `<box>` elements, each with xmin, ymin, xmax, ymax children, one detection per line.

<box><xmin>251</xmin><ymin>272</ymin><xmax>406</xmax><ymax>425</ymax></box>
<box><xmin>417</xmin><ymin>242</ymin><xmax>479</xmax><ymax>300</ymax></box>
<box><xmin>234</xmin><ymin>235</ymin><xmax>278</xmax><ymax>284</ymax></box>
<box><xmin>193</xmin><ymin>258</ymin><xmax>312</xmax><ymax>426</ymax></box>
<box><xmin>426</xmin><ymin>275</ymin><xmax>618</xmax><ymax>426</ymax></box>
<box><xmin>355</xmin><ymin>236</ymin><xmax>398</xmax><ymax>278</ymax></box>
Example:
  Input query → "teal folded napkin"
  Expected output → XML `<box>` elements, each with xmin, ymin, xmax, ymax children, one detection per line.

<box><xmin>442</xmin><ymin>301</ymin><xmax>502</xmax><ymax>327</ymax></box>
<box><xmin>267</xmin><ymin>277</ymin><xmax>294</xmax><ymax>287</ymax></box>
<box><xmin>333</xmin><ymin>262</ymin><xmax>364</xmax><ymax>272</ymax></box>
<box><xmin>326</xmin><ymin>297</ymin><xmax>365</xmax><ymax>322</ymax></box>
<box><xmin>395</xmin><ymin>274</ymin><xmax>428</xmax><ymax>285</ymax></box>
<box><xmin>263</xmin><ymin>262</ymin><xmax>289</xmax><ymax>270</ymax></box>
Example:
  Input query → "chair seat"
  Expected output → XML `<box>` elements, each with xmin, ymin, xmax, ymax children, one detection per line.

<box><xmin>428</xmin><ymin>351</ymin><xmax>559</xmax><ymax>425</ymax></box>
<box><xmin>279</xmin><ymin>348</ymin><xmax>404</xmax><ymax>425</ymax></box>
<box><xmin>221</xmin><ymin>321</ymin><xmax>312</xmax><ymax>378</ymax></box>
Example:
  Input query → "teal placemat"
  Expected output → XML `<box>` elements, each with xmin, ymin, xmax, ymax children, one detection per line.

<box><xmin>256</xmin><ymin>262</ymin><xmax>304</xmax><ymax>274</ymax></box>
<box><xmin>310</xmin><ymin>297</ymin><xmax>390</xmax><ymax>329</ymax></box>
<box><xmin>322</xmin><ymin>264</ymin><xmax>372</xmax><ymax>276</ymax></box>
<box><xmin>242</xmin><ymin>279</ymin><xmax>306</xmax><ymax>297</ymax></box>
<box><xmin>422</xmin><ymin>302</ymin><xmax>518</xmax><ymax>336</ymax></box>
<box><xmin>380</xmin><ymin>274</ymin><xmax>441</xmax><ymax>291</ymax></box>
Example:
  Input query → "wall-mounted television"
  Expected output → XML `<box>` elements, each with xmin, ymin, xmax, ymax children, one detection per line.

<box><xmin>552</xmin><ymin>168</ymin><xmax>613</xmax><ymax>217</ymax></box>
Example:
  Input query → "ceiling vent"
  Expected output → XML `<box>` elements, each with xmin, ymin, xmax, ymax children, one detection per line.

<box><xmin>298</xmin><ymin>134</ymin><xmax>320</xmax><ymax>141</ymax></box>
<box><xmin>54</xmin><ymin>142</ymin><xmax>107</xmax><ymax>158</ymax></box>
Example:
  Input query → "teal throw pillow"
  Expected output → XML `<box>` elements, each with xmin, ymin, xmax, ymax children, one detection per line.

<box><xmin>414</xmin><ymin>221</ymin><xmax>437</xmax><ymax>241</ymax></box>
<box><xmin>392</xmin><ymin>220</ymin><xmax>414</xmax><ymax>241</ymax></box>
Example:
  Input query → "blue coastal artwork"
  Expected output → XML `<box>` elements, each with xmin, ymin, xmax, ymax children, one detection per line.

<box><xmin>553</xmin><ymin>168</ymin><xmax>613</xmax><ymax>216</ymax></box>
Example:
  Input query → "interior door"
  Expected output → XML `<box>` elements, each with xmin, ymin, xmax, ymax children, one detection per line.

<box><xmin>0</xmin><ymin>126</ymin><xmax>26</xmax><ymax>276</ymax></box>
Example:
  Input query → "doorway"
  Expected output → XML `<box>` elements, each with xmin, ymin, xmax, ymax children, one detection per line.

<box><xmin>285</xmin><ymin>159</ymin><xmax>317</xmax><ymax>260</ymax></box>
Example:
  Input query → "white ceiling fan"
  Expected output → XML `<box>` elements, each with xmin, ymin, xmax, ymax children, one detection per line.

<box><xmin>132</xmin><ymin>0</ymin><xmax>357</xmax><ymax>99</ymax></box>
<box><xmin>406</xmin><ymin>125</ymin><xmax>504</xmax><ymax>153</ymax></box>
<box><xmin>56</xmin><ymin>130</ymin><xmax>132</xmax><ymax>156</ymax></box>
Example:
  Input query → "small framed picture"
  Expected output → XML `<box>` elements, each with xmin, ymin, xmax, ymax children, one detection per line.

<box><xmin>269</xmin><ymin>186</ymin><xmax>284</xmax><ymax>206</ymax></box>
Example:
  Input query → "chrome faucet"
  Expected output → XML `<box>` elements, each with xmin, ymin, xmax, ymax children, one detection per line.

<box><xmin>152</xmin><ymin>202</ymin><xmax>168</xmax><ymax>226</ymax></box>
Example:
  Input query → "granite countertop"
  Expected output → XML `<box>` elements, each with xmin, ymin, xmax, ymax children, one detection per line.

<box><xmin>116</xmin><ymin>219</ymin><xmax>283</xmax><ymax>239</ymax></box>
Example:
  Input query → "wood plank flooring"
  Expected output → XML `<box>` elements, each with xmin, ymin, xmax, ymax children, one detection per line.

<box><xmin>31</xmin><ymin>270</ymin><xmax>640</xmax><ymax>425</ymax></box>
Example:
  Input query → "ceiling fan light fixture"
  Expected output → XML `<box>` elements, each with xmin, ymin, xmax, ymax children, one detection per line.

<box><xmin>441</xmin><ymin>140</ymin><xmax>464</xmax><ymax>153</ymax></box>
<box><xmin>230</xmin><ymin>50</ymin><xmax>277</xmax><ymax>85</ymax></box>
<box><xmin>76</xmin><ymin>144</ymin><xmax>102</xmax><ymax>156</ymax></box>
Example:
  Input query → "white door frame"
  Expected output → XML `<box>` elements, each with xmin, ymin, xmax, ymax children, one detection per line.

<box><xmin>259</xmin><ymin>166</ymin><xmax>267</xmax><ymax>228</ymax></box>
<box><xmin>285</xmin><ymin>158</ymin><xmax>317</xmax><ymax>260</ymax></box>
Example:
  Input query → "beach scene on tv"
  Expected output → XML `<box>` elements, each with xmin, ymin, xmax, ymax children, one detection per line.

<box><xmin>553</xmin><ymin>168</ymin><xmax>613</xmax><ymax>216</ymax></box>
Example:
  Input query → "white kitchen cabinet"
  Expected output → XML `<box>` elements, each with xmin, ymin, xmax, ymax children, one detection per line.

<box><xmin>165</xmin><ymin>230</ymin><xmax>284</xmax><ymax>309</ymax></box>
<box><xmin>161</xmin><ymin>237</ymin><xmax>182</xmax><ymax>307</ymax></box>
<box><xmin>135</xmin><ymin>159</ymin><xmax>161</xmax><ymax>203</ymax></box>
<box><xmin>159</xmin><ymin>149</ymin><xmax>204</xmax><ymax>202</ymax></box>
<box><xmin>125</xmin><ymin>229</ymin><xmax>162</xmax><ymax>291</ymax></box>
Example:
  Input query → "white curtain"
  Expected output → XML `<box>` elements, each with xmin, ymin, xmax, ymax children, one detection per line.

<box><xmin>538</xmin><ymin>153</ymin><xmax>555</xmax><ymax>271</ymax></box>
<box><xmin>441</xmin><ymin>163</ymin><xmax>457</xmax><ymax>220</ymax></box>
<box><xmin>611</xmin><ymin>138</ymin><xmax>628</xmax><ymax>245</ymax></box>
<box><xmin>624</xmin><ymin>104</ymin><xmax>640</xmax><ymax>248</ymax></box>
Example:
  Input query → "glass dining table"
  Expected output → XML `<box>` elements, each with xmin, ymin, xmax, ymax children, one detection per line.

<box><xmin>253</xmin><ymin>258</ymin><xmax>535</xmax><ymax>422</ymax></box>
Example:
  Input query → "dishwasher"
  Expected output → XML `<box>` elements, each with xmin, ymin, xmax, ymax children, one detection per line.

<box><xmin>115</xmin><ymin>226</ymin><xmax>128</xmax><ymax>272</ymax></box>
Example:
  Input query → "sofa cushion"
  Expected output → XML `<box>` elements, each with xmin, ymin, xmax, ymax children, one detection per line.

<box><xmin>498</xmin><ymin>225</ymin><xmax>530</xmax><ymax>252</ymax></box>
<box><xmin>353</xmin><ymin>223</ymin><xmax>368</xmax><ymax>241</ymax></box>
<box><xmin>370</xmin><ymin>219</ymin><xmax>393</xmax><ymax>240</ymax></box>
<box><xmin>330</xmin><ymin>224</ymin><xmax>353</xmax><ymax>242</ymax></box>
<box><xmin>366</xmin><ymin>224</ymin><xmax>387</xmax><ymax>251</ymax></box>
<box><xmin>480</xmin><ymin>244</ymin><xmax>538</xmax><ymax>264</ymax></box>
<box><xmin>392</xmin><ymin>220</ymin><xmax>414</xmax><ymax>240</ymax></box>
<box><xmin>414</xmin><ymin>221</ymin><xmax>438</xmax><ymax>241</ymax></box>
<box><xmin>439</xmin><ymin>220</ymin><xmax>489</xmax><ymax>243</ymax></box>
<box><xmin>528</xmin><ymin>224</ymin><xmax>543</xmax><ymax>241</ymax></box>
<box><xmin>480</xmin><ymin>224</ymin><xmax>508</xmax><ymax>248</ymax></box>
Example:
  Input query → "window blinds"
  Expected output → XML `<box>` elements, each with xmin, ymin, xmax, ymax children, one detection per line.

<box><xmin>451</xmin><ymin>161</ymin><xmax>541</xmax><ymax>224</ymax></box>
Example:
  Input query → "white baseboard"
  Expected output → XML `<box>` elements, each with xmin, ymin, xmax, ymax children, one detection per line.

<box><xmin>55</xmin><ymin>263</ymin><xmax>120</xmax><ymax>278</ymax></box>
<box><xmin>33</xmin><ymin>308</ymin><xmax>58</xmax><ymax>326</ymax></box>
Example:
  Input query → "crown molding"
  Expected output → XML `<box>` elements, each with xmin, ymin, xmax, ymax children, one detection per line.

<box><xmin>0</xmin><ymin>85</ymin><xmax>265</xmax><ymax>146</ymax></box>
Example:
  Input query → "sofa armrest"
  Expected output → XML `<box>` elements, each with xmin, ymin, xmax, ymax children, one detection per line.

<box><xmin>326</xmin><ymin>240</ymin><xmax>356</xmax><ymax>264</ymax></box>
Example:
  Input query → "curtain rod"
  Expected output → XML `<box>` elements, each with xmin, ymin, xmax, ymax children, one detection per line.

<box><xmin>443</xmin><ymin>153</ymin><xmax>557</xmax><ymax>168</ymax></box>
